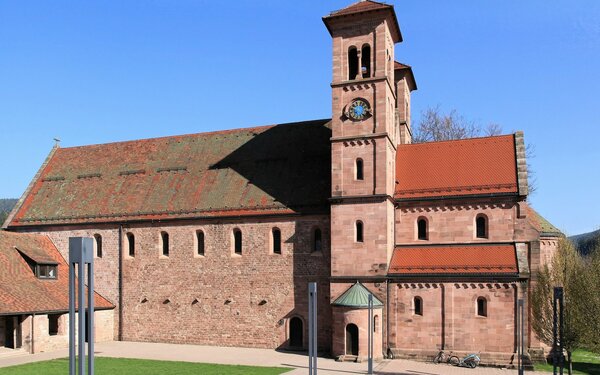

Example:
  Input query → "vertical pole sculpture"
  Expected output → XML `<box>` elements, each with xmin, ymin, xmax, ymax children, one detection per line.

<box><xmin>308</xmin><ymin>282</ymin><xmax>317</xmax><ymax>375</ymax></box>
<box><xmin>69</xmin><ymin>237</ymin><xmax>94</xmax><ymax>375</ymax></box>
<box><xmin>368</xmin><ymin>294</ymin><xmax>373</xmax><ymax>374</ymax></box>
<box><xmin>88</xmin><ymin>254</ymin><xmax>95</xmax><ymax>375</ymax></box>
<box><xmin>69</xmin><ymin>257</ymin><xmax>76</xmax><ymax>375</ymax></box>
<box><xmin>553</xmin><ymin>288</ymin><xmax>558</xmax><ymax>375</ymax></box>
<box><xmin>558</xmin><ymin>288</ymin><xmax>564</xmax><ymax>375</ymax></box>
<box><xmin>553</xmin><ymin>287</ymin><xmax>565</xmax><ymax>375</ymax></box>
<box><xmin>518</xmin><ymin>299</ymin><xmax>524</xmax><ymax>375</ymax></box>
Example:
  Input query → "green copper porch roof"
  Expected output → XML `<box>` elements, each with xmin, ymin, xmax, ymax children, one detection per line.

<box><xmin>332</xmin><ymin>282</ymin><xmax>383</xmax><ymax>308</ymax></box>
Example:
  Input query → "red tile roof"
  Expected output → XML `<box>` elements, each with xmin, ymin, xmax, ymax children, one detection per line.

<box><xmin>394</xmin><ymin>61</ymin><xmax>411</xmax><ymax>70</ymax></box>
<box><xmin>0</xmin><ymin>230</ymin><xmax>114</xmax><ymax>315</ymax></box>
<box><xmin>388</xmin><ymin>244</ymin><xmax>518</xmax><ymax>276</ymax></box>
<box><xmin>8</xmin><ymin>120</ymin><xmax>332</xmax><ymax>227</ymax></box>
<box><xmin>394</xmin><ymin>61</ymin><xmax>417</xmax><ymax>91</ymax></box>
<box><xmin>323</xmin><ymin>1</ymin><xmax>402</xmax><ymax>42</ymax></box>
<box><xmin>329</xmin><ymin>0</ymin><xmax>392</xmax><ymax>16</ymax></box>
<box><xmin>395</xmin><ymin>134</ymin><xmax>519</xmax><ymax>199</ymax></box>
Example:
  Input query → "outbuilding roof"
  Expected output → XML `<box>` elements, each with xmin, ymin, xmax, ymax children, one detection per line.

<box><xmin>0</xmin><ymin>230</ymin><xmax>114</xmax><ymax>315</ymax></box>
<box><xmin>332</xmin><ymin>282</ymin><xmax>384</xmax><ymax>308</ymax></box>
<box><xmin>388</xmin><ymin>244</ymin><xmax>519</xmax><ymax>277</ymax></box>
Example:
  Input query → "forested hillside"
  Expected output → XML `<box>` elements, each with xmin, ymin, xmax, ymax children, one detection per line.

<box><xmin>0</xmin><ymin>198</ymin><xmax>18</xmax><ymax>225</ymax></box>
<box><xmin>570</xmin><ymin>229</ymin><xmax>600</xmax><ymax>256</ymax></box>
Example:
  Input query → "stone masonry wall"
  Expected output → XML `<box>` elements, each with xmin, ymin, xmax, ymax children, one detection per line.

<box><xmin>390</xmin><ymin>282</ymin><xmax>517</xmax><ymax>366</ymax></box>
<box><xmin>25</xmin><ymin>214</ymin><xmax>331</xmax><ymax>350</ymax></box>
<box><xmin>396</xmin><ymin>199</ymin><xmax>523</xmax><ymax>245</ymax></box>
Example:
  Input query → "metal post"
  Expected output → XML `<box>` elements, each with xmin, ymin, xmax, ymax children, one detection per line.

<box><xmin>558</xmin><ymin>288</ymin><xmax>564</xmax><ymax>375</ymax></box>
<box><xmin>553</xmin><ymin>287</ymin><xmax>565</xmax><ymax>375</ymax></box>
<box><xmin>78</xmin><ymin>258</ymin><xmax>85</xmax><ymax>375</ymax></box>
<box><xmin>368</xmin><ymin>294</ymin><xmax>373</xmax><ymax>374</ymax></box>
<box><xmin>553</xmin><ymin>288</ymin><xmax>558</xmax><ymax>375</ymax></box>
<box><xmin>308</xmin><ymin>282</ymin><xmax>318</xmax><ymax>375</ymax></box>
<box><xmin>88</xmin><ymin>259</ymin><xmax>95</xmax><ymax>375</ymax></box>
<box><xmin>308</xmin><ymin>285</ymin><xmax>312</xmax><ymax>375</ymax></box>
<box><xmin>69</xmin><ymin>237</ymin><xmax>94</xmax><ymax>375</ymax></box>
<box><xmin>69</xmin><ymin>260</ymin><xmax>76</xmax><ymax>375</ymax></box>
<box><xmin>518</xmin><ymin>299</ymin><xmax>524</xmax><ymax>375</ymax></box>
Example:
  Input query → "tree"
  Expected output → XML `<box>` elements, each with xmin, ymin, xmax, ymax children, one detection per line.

<box><xmin>412</xmin><ymin>106</ymin><xmax>537</xmax><ymax>194</ymax></box>
<box><xmin>412</xmin><ymin>106</ymin><xmax>501</xmax><ymax>143</ymax></box>
<box><xmin>531</xmin><ymin>238</ymin><xmax>587</xmax><ymax>374</ymax></box>
<box><xmin>578</xmin><ymin>242</ymin><xmax>600</xmax><ymax>353</ymax></box>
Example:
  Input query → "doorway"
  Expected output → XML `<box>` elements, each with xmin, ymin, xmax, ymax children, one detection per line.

<box><xmin>3</xmin><ymin>316</ymin><xmax>22</xmax><ymax>349</ymax></box>
<box><xmin>346</xmin><ymin>323</ymin><xmax>358</xmax><ymax>356</ymax></box>
<box><xmin>289</xmin><ymin>317</ymin><xmax>303</xmax><ymax>349</ymax></box>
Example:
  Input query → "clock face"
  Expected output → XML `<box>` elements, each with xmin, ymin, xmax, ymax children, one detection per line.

<box><xmin>347</xmin><ymin>98</ymin><xmax>371</xmax><ymax>121</ymax></box>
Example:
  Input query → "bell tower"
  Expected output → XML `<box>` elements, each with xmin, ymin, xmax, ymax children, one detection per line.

<box><xmin>323</xmin><ymin>1</ymin><xmax>402</xmax><ymax>278</ymax></box>
<box><xmin>323</xmin><ymin>1</ymin><xmax>404</xmax><ymax>360</ymax></box>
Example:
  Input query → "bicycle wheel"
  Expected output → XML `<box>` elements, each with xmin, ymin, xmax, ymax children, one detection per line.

<box><xmin>449</xmin><ymin>356</ymin><xmax>460</xmax><ymax>366</ymax></box>
<box><xmin>433</xmin><ymin>353</ymin><xmax>443</xmax><ymax>364</ymax></box>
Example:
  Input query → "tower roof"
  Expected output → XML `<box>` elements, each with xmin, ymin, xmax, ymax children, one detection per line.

<box><xmin>394</xmin><ymin>61</ymin><xmax>418</xmax><ymax>91</ymax></box>
<box><xmin>332</xmin><ymin>282</ymin><xmax>383</xmax><ymax>308</ymax></box>
<box><xmin>323</xmin><ymin>1</ymin><xmax>402</xmax><ymax>42</ymax></box>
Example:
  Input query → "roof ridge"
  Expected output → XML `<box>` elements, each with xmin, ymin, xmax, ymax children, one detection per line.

<box><xmin>399</xmin><ymin>133</ymin><xmax>515</xmax><ymax>148</ymax></box>
<box><xmin>59</xmin><ymin>118</ymin><xmax>332</xmax><ymax>151</ymax></box>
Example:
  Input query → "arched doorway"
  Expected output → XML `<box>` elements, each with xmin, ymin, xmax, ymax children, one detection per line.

<box><xmin>346</xmin><ymin>324</ymin><xmax>359</xmax><ymax>356</ymax></box>
<box><xmin>289</xmin><ymin>317</ymin><xmax>303</xmax><ymax>349</ymax></box>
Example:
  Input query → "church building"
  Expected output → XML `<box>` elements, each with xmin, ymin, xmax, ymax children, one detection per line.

<box><xmin>2</xmin><ymin>0</ymin><xmax>560</xmax><ymax>366</ymax></box>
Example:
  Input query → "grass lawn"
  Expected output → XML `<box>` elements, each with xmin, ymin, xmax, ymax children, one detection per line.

<box><xmin>535</xmin><ymin>350</ymin><xmax>600</xmax><ymax>375</ymax></box>
<box><xmin>0</xmin><ymin>357</ymin><xmax>292</xmax><ymax>375</ymax></box>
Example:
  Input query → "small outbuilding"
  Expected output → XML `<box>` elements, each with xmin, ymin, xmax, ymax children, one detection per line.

<box><xmin>0</xmin><ymin>230</ymin><xmax>114</xmax><ymax>355</ymax></box>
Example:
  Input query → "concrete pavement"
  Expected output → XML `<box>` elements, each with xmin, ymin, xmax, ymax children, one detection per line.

<box><xmin>0</xmin><ymin>341</ymin><xmax>525</xmax><ymax>374</ymax></box>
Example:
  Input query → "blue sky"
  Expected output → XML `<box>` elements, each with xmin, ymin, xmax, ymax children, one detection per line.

<box><xmin>0</xmin><ymin>1</ymin><xmax>598</xmax><ymax>235</ymax></box>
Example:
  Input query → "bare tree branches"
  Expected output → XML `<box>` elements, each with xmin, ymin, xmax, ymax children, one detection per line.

<box><xmin>412</xmin><ymin>106</ymin><xmax>537</xmax><ymax>196</ymax></box>
<box><xmin>412</xmin><ymin>106</ymin><xmax>501</xmax><ymax>143</ymax></box>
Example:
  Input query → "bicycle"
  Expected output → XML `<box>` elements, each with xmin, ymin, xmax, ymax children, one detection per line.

<box><xmin>433</xmin><ymin>350</ymin><xmax>457</xmax><ymax>365</ymax></box>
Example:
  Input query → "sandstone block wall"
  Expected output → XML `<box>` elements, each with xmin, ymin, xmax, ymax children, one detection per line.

<box><xmin>396</xmin><ymin>199</ymin><xmax>531</xmax><ymax>245</ymax></box>
<box><xmin>29</xmin><ymin>215</ymin><xmax>331</xmax><ymax>350</ymax></box>
<box><xmin>390</xmin><ymin>282</ymin><xmax>517</xmax><ymax>365</ymax></box>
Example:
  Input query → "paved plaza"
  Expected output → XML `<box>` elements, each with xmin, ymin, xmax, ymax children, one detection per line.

<box><xmin>0</xmin><ymin>341</ymin><xmax>527</xmax><ymax>374</ymax></box>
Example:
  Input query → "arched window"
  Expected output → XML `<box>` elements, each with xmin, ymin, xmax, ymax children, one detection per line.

<box><xmin>161</xmin><ymin>232</ymin><xmax>169</xmax><ymax>257</ymax></box>
<box><xmin>272</xmin><ymin>228</ymin><xmax>281</xmax><ymax>254</ymax></box>
<box><xmin>196</xmin><ymin>230</ymin><xmax>205</xmax><ymax>256</ymax></box>
<box><xmin>414</xmin><ymin>296</ymin><xmax>423</xmax><ymax>316</ymax></box>
<box><xmin>373</xmin><ymin>315</ymin><xmax>379</xmax><ymax>332</ymax></box>
<box><xmin>94</xmin><ymin>234</ymin><xmax>102</xmax><ymax>258</ymax></box>
<box><xmin>233</xmin><ymin>229</ymin><xmax>242</xmax><ymax>255</ymax></box>
<box><xmin>348</xmin><ymin>46</ymin><xmax>358</xmax><ymax>80</ymax></box>
<box><xmin>361</xmin><ymin>44</ymin><xmax>371</xmax><ymax>78</ymax></box>
<box><xmin>313</xmin><ymin>228</ymin><xmax>322</xmax><ymax>253</ymax></box>
<box><xmin>126</xmin><ymin>232</ymin><xmax>135</xmax><ymax>257</ymax></box>
<box><xmin>417</xmin><ymin>217</ymin><xmax>428</xmax><ymax>240</ymax></box>
<box><xmin>476</xmin><ymin>214</ymin><xmax>488</xmax><ymax>239</ymax></box>
<box><xmin>356</xmin><ymin>159</ymin><xmax>364</xmax><ymax>180</ymax></box>
<box><xmin>477</xmin><ymin>297</ymin><xmax>487</xmax><ymax>317</ymax></box>
<box><xmin>356</xmin><ymin>221</ymin><xmax>364</xmax><ymax>243</ymax></box>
